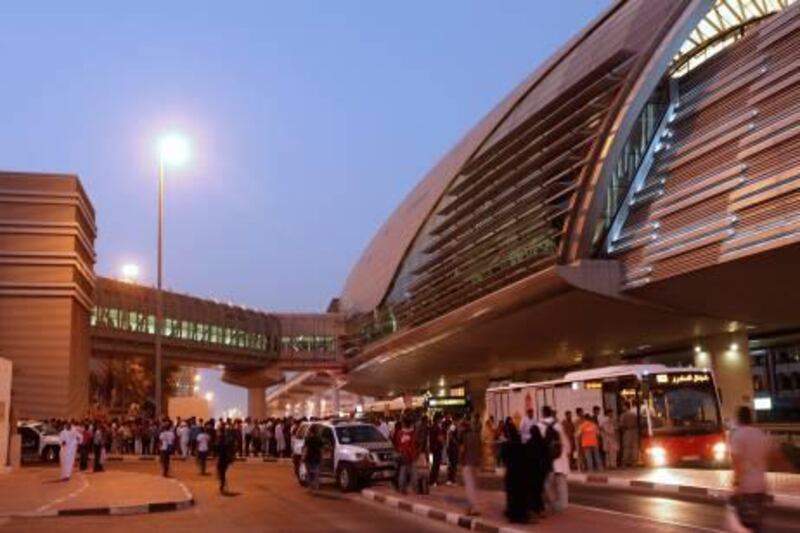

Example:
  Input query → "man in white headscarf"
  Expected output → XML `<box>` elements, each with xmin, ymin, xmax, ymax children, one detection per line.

<box><xmin>177</xmin><ymin>421</ymin><xmax>190</xmax><ymax>458</ymax></box>
<box><xmin>59</xmin><ymin>421</ymin><xmax>82</xmax><ymax>481</ymax></box>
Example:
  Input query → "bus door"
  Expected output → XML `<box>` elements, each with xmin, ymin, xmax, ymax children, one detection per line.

<box><xmin>617</xmin><ymin>376</ymin><xmax>646</xmax><ymax>438</ymax></box>
<box><xmin>601</xmin><ymin>380</ymin><xmax>620</xmax><ymax>418</ymax></box>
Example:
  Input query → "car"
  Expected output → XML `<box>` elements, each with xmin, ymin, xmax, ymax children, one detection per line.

<box><xmin>292</xmin><ymin>419</ymin><xmax>397</xmax><ymax>492</ymax></box>
<box><xmin>18</xmin><ymin>421</ymin><xmax>62</xmax><ymax>463</ymax></box>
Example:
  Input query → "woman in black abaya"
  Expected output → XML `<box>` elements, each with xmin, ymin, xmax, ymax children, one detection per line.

<box><xmin>501</xmin><ymin>419</ymin><xmax>529</xmax><ymax>523</ymax></box>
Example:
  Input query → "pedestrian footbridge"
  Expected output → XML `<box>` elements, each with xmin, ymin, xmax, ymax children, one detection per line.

<box><xmin>90</xmin><ymin>277</ymin><xmax>345</xmax><ymax>390</ymax></box>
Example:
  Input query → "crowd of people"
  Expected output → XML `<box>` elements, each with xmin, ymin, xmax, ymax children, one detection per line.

<box><xmin>51</xmin><ymin>402</ymin><xmax>779</xmax><ymax>529</ymax></box>
<box><xmin>54</xmin><ymin>416</ymin><xmax>301</xmax><ymax>494</ymax></box>
<box><xmin>365</xmin><ymin>408</ymin><xmax>568</xmax><ymax>523</ymax></box>
<box><xmin>360</xmin><ymin>402</ymin><xmax>646</xmax><ymax>524</ymax></box>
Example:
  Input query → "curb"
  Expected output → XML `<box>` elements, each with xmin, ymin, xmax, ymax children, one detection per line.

<box><xmin>566</xmin><ymin>473</ymin><xmax>800</xmax><ymax>510</ymax></box>
<box><xmin>0</xmin><ymin>478</ymin><xmax>195</xmax><ymax>519</ymax></box>
<box><xmin>40</xmin><ymin>499</ymin><xmax>195</xmax><ymax>518</ymax></box>
<box><xmin>361</xmin><ymin>489</ymin><xmax>524</xmax><ymax>533</ymax></box>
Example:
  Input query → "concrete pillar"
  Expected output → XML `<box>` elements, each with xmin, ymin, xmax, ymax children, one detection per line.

<box><xmin>315</xmin><ymin>394</ymin><xmax>323</xmax><ymax>419</ymax></box>
<box><xmin>333</xmin><ymin>387</ymin><xmax>341</xmax><ymax>416</ymax></box>
<box><xmin>694</xmin><ymin>331</ymin><xmax>754</xmax><ymax>424</ymax></box>
<box><xmin>247</xmin><ymin>388</ymin><xmax>266</xmax><ymax>419</ymax></box>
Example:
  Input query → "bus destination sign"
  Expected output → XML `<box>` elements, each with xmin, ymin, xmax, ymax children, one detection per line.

<box><xmin>655</xmin><ymin>372</ymin><xmax>710</xmax><ymax>386</ymax></box>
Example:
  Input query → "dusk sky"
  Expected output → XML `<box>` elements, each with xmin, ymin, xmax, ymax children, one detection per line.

<box><xmin>0</xmin><ymin>1</ymin><xmax>608</xmax><ymax>414</ymax></box>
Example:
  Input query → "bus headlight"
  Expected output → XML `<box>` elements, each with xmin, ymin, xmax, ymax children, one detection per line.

<box><xmin>646</xmin><ymin>446</ymin><xmax>667</xmax><ymax>466</ymax></box>
<box><xmin>713</xmin><ymin>442</ymin><xmax>727</xmax><ymax>462</ymax></box>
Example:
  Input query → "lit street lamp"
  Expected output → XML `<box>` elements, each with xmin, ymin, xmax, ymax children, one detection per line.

<box><xmin>154</xmin><ymin>133</ymin><xmax>190</xmax><ymax>419</ymax></box>
<box><xmin>121</xmin><ymin>263</ymin><xmax>140</xmax><ymax>283</ymax></box>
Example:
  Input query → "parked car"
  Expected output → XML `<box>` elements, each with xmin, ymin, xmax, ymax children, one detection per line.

<box><xmin>292</xmin><ymin>419</ymin><xmax>397</xmax><ymax>491</ymax></box>
<box><xmin>18</xmin><ymin>421</ymin><xmax>61</xmax><ymax>463</ymax></box>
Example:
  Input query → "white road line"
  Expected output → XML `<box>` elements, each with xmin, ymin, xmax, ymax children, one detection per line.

<box><xmin>35</xmin><ymin>473</ymin><xmax>90</xmax><ymax>514</ymax></box>
<box><xmin>170</xmin><ymin>478</ymin><xmax>194</xmax><ymax>501</ymax></box>
<box><xmin>570</xmin><ymin>503</ymin><xmax>725</xmax><ymax>533</ymax></box>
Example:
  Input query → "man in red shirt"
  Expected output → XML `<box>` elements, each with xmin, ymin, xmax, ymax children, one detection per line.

<box><xmin>394</xmin><ymin>418</ymin><xmax>417</xmax><ymax>494</ymax></box>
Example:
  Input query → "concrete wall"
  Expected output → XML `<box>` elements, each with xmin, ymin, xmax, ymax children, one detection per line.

<box><xmin>0</xmin><ymin>358</ymin><xmax>11</xmax><ymax>468</ymax></box>
<box><xmin>0</xmin><ymin>173</ymin><xmax>96</xmax><ymax>419</ymax></box>
<box><xmin>694</xmin><ymin>332</ymin><xmax>754</xmax><ymax>424</ymax></box>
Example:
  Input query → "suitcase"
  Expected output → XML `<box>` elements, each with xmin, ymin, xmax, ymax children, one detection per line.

<box><xmin>417</xmin><ymin>475</ymin><xmax>430</xmax><ymax>495</ymax></box>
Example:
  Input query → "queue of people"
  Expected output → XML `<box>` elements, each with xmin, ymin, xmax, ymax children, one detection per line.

<box><xmin>367</xmin><ymin>403</ymin><xmax>637</xmax><ymax>525</ymax></box>
<box><xmin>50</xmin><ymin>416</ymin><xmax>298</xmax><ymax>459</ymax></box>
<box><xmin>558</xmin><ymin>403</ymin><xmax>637</xmax><ymax>472</ymax></box>
<box><xmin>53</xmin><ymin>415</ymin><xmax>303</xmax><ymax>495</ymax></box>
<box><xmin>367</xmin><ymin>407</ymin><xmax>569</xmax><ymax>524</ymax></box>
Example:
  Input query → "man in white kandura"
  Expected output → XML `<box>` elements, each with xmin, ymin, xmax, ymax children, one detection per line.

<box><xmin>59</xmin><ymin>421</ymin><xmax>82</xmax><ymax>481</ymax></box>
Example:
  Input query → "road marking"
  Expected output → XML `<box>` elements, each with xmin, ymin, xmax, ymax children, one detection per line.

<box><xmin>570</xmin><ymin>503</ymin><xmax>725</xmax><ymax>532</ymax></box>
<box><xmin>35</xmin><ymin>473</ymin><xmax>89</xmax><ymax>514</ymax></box>
<box><xmin>169</xmin><ymin>477</ymin><xmax>194</xmax><ymax>501</ymax></box>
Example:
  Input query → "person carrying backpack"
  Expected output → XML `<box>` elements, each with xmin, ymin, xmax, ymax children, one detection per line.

<box><xmin>537</xmin><ymin>406</ymin><xmax>568</xmax><ymax>512</ymax></box>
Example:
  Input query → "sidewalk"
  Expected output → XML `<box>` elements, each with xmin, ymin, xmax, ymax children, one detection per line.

<box><xmin>0</xmin><ymin>467</ymin><xmax>194</xmax><ymax>517</ymax></box>
<box><xmin>478</xmin><ymin>467</ymin><xmax>800</xmax><ymax>509</ymax></box>
<box><xmin>362</xmin><ymin>484</ymin><xmax>527</xmax><ymax>533</ymax></box>
<box><xmin>362</xmin><ymin>482</ymin><xmax>736</xmax><ymax>533</ymax></box>
<box><xmin>100</xmin><ymin>454</ymin><xmax>292</xmax><ymax>465</ymax></box>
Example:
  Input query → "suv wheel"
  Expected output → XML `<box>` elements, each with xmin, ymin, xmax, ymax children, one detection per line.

<box><xmin>337</xmin><ymin>464</ymin><xmax>357</xmax><ymax>492</ymax></box>
<box><xmin>43</xmin><ymin>446</ymin><xmax>59</xmax><ymax>463</ymax></box>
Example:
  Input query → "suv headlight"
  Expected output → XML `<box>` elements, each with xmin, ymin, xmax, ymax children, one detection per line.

<box><xmin>353</xmin><ymin>451</ymin><xmax>369</xmax><ymax>462</ymax></box>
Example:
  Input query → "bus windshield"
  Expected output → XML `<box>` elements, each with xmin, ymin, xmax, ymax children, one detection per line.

<box><xmin>646</xmin><ymin>372</ymin><xmax>721</xmax><ymax>436</ymax></box>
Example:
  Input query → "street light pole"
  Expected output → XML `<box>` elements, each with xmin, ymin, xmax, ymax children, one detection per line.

<box><xmin>153</xmin><ymin>133</ymin><xmax>189</xmax><ymax>420</ymax></box>
<box><xmin>155</xmin><ymin>157</ymin><xmax>164</xmax><ymax>419</ymax></box>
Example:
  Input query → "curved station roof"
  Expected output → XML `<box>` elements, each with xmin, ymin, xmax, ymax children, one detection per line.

<box><xmin>339</xmin><ymin>0</ymin><xmax>800</xmax><ymax>394</ymax></box>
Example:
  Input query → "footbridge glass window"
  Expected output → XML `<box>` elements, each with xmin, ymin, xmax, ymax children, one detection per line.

<box><xmin>91</xmin><ymin>305</ymin><xmax>280</xmax><ymax>356</ymax></box>
<box><xmin>280</xmin><ymin>335</ymin><xmax>336</xmax><ymax>354</ymax></box>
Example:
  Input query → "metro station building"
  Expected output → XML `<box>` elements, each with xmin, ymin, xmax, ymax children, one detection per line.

<box><xmin>339</xmin><ymin>0</ymin><xmax>800</xmax><ymax>423</ymax></box>
<box><xmin>2</xmin><ymin>0</ymin><xmax>800</xmax><ymax>423</ymax></box>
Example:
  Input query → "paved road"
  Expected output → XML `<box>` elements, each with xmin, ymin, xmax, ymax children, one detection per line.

<box><xmin>0</xmin><ymin>462</ymin><xmax>454</xmax><ymax>532</ymax></box>
<box><xmin>3</xmin><ymin>462</ymin><xmax>799</xmax><ymax>532</ymax></box>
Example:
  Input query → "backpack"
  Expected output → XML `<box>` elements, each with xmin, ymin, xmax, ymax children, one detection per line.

<box><xmin>544</xmin><ymin>422</ymin><xmax>563</xmax><ymax>461</ymax></box>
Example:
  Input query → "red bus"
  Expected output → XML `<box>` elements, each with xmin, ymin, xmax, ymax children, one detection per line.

<box><xmin>486</xmin><ymin>364</ymin><xmax>728</xmax><ymax>467</ymax></box>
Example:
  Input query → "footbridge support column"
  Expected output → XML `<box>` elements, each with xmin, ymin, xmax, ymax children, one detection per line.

<box><xmin>248</xmin><ymin>387</ymin><xmax>266</xmax><ymax>419</ymax></box>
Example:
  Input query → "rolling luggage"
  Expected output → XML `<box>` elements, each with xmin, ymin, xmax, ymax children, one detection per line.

<box><xmin>417</xmin><ymin>475</ymin><xmax>429</xmax><ymax>495</ymax></box>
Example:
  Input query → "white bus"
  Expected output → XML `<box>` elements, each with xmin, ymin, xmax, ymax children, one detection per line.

<box><xmin>486</xmin><ymin>364</ymin><xmax>727</xmax><ymax>466</ymax></box>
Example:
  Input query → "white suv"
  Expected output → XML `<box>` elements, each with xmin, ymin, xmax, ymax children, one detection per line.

<box><xmin>18</xmin><ymin>421</ymin><xmax>62</xmax><ymax>463</ymax></box>
<box><xmin>293</xmin><ymin>420</ymin><xmax>397</xmax><ymax>491</ymax></box>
